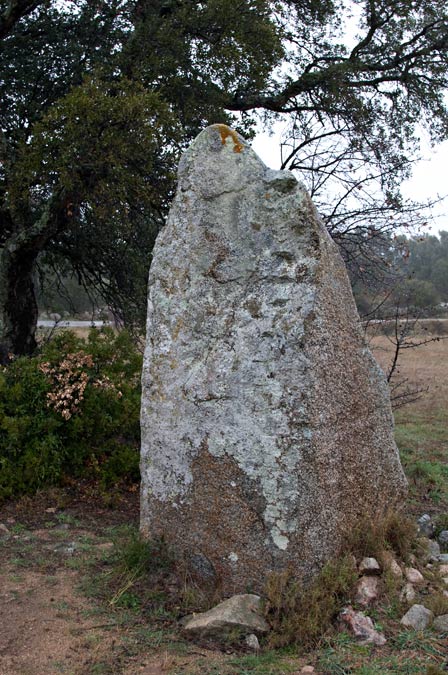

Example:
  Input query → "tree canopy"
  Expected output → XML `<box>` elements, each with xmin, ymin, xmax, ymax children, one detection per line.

<box><xmin>1</xmin><ymin>0</ymin><xmax>447</xmax><ymax>354</ymax></box>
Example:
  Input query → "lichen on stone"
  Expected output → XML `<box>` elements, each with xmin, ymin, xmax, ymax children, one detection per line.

<box><xmin>140</xmin><ymin>124</ymin><xmax>407</xmax><ymax>594</ymax></box>
<box><xmin>211</xmin><ymin>123</ymin><xmax>244</xmax><ymax>153</ymax></box>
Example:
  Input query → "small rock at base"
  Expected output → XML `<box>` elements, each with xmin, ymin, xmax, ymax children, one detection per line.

<box><xmin>438</xmin><ymin>531</ymin><xmax>448</xmax><ymax>552</ymax></box>
<box><xmin>419</xmin><ymin>538</ymin><xmax>441</xmax><ymax>563</ymax></box>
<box><xmin>53</xmin><ymin>542</ymin><xmax>77</xmax><ymax>556</ymax></box>
<box><xmin>432</xmin><ymin>614</ymin><xmax>448</xmax><ymax>632</ymax></box>
<box><xmin>389</xmin><ymin>559</ymin><xmax>403</xmax><ymax>579</ymax></box>
<box><xmin>245</xmin><ymin>634</ymin><xmax>260</xmax><ymax>650</ymax></box>
<box><xmin>417</xmin><ymin>514</ymin><xmax>435</xmax><ymax>538</ymax></box>
<box><xmin>442</xmin><ymin>577</ymin><xmax>448</xmax><ymax>585</ymax></box>
<box><xmin>355</xmin><ymin>576</ymin><xmax>379</xmax><ymax>607</ymax></box>
<box><xmin>405</xmin><ymin>567</ymin><xmax>424</xmax><ymax>584</ymax></box>
<box><xmin>400</xmin><ymin>604</ymin><xmax>433</xmax><ymax>630</ymax></box>
<box><xmin>439</xmin><ymin>564</ymin><xmax>448</xmax><ymax>576</ymax></box>
<box><xmin>400</xmin><ymin>583</ymin><xmax>416</xmax><ymax>603</ymax></box>
<box><xmin>300</xmin><ymin>667</ymin><xmax>315</xmax><ymax>674</ymax></box>
<box><xmin>182</xmin><ymin>594</ymin><xmax>270</xmax><ymax>639</ymax></box>
<box><xmin>0</xmin><ymin>523</ymin><xmax>9</xmax><ymax>535</ymax></box>
<box><xmin>337</xmin><ymin>606</ymin><xmax>386</xmax><ymax>646</ymax></box>
<box><xmin>359</xmin><ymin>557</ymin><xmax>381</xmax><ymax>575</ymax></box>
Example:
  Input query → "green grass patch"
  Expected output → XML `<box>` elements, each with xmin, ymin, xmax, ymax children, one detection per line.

<box><xmin>395</xmin><ymin>406</ymin><xmax>448</xmax><ymax>508</ymax></box>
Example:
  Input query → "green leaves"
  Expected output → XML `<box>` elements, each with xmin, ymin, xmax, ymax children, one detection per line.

<box><xmin>0</xmin><ymin>328</ymin><xmax>142</xmax><ymax>500</ymax></box>
<box><xmin>11</xmin><ymin>76</ymin><xmax>177</xmax><ymax>211</ymax></box>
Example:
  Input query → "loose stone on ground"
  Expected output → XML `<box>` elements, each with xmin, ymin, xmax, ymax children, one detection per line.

<box><xmin>400</xmin><ymin>604</ymin><xmax>433</xmax><ymax>630</ymax></box>
<box><xmin>432</xmin><ymin>614</ymin><xmax>448</xmax><ymax>632</ymax></box>
<box><xmin>400</xmin><ymin>583</ymin><xmax>417</xmax><ymax>603</ymax></box>
<box><xmin>181</xmin><ymin>594</ymin><xmax>269</xmax><ymax>639</ymax></box>
<box><xmin>245</xmin><ymin>633</ymin><xmax>260</xmax><ymax>650</ymax></box>
<box><xmin>405</xmin><ymin>567</ymin><xmax>424</xmax><ymax>584</ymax></box>
<box><xmin>417</xmin><ymin>514</ymin><xmax>435</xmax><ymax>538</ymax></box>
<box><xmin>355</xmin><ymin>576</ymin><xmax>379</xmax><ymax>607</ymax></box>
<box><xmin>337</xmin><ymin>607</ymin><xmax>386</xmax><ymax>646</ymax></box>
<box><xmin>438</xmin><ymin>530</ymin><xmax>448</xmax><ymax>551</ymax></box>
<box><xmin>359</xmin><ymin>557</ymin><xmax>381</xmax><ymax>575</ymax></box>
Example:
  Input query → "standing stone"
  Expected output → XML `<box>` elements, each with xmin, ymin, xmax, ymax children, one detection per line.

<box><xmin>140</xmin><ymin>124</ymin><xmax>407</xmax><ymax>594</ymax></box>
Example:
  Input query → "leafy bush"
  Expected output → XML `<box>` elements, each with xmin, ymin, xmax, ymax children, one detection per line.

<box><xmin>0</xmin><ymin>328</ymin><xmax>142</xmax><ymax>500</ymax></box>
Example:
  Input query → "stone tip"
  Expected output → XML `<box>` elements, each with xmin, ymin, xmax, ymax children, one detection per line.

<box><xmin>192</xmin><ymin>124</ymin><xmax>250</xmax><ymax>153</ymax></box>
<box><xmin>208</xmin><ymin>124</ymin><xmax>245</xmax><ymax>154</ymax></box>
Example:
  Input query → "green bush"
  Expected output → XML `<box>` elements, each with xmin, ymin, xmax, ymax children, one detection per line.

<box><xmin>0</xmin><ymin>328</ymin><xmax>142</xmax><ymax>500</ymax></box>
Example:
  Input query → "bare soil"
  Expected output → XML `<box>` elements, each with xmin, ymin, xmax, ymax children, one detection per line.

<box><xmin>0</xmin><ymin>488</ymin><xmax>233</xmax><ymax>675</ymax></box>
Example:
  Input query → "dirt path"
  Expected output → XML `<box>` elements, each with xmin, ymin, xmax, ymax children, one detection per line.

<box><xmin>0</xmin><ymin>491</ymin><xmax>198</xmax><ymax>675</ymax></box>
<box><xmin>0</xmin><ymin>565</ymin><xmax>110</xmax><ymax>674</ymax></box>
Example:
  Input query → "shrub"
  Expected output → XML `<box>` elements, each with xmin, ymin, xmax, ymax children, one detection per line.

<box><xmin>264</xmin><ymin>556</ymin><xmax>356</xmax><ymax>648</ymax></box>
<box><xmin>0</xmin><ymin>328</ymin><xmax>142</xmax><ymax>500</ymax></box>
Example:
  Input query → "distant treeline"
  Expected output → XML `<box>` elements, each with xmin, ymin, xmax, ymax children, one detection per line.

<box><xmin>352</xmin><ymin>230</ymin><xmax>448</xmax><ymax>317</ymax></box>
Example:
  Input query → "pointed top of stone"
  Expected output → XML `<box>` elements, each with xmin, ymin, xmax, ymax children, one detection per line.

<box><xmin>178</xmin><ymin>124</ymin><xmax>297</xmax><ymax>199</ymax></box>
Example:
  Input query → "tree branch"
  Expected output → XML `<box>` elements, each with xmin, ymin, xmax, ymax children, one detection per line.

<box><xmin>0</xmin><ymin>0</ymin><xmax>44</xmax><ymax>40</ymax></box>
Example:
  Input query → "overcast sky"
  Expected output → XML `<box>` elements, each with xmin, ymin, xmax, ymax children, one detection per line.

<box><xmin>252</xmin><ymin>127</ymin><xmax>448</xmax><ymax>239</ymax></box>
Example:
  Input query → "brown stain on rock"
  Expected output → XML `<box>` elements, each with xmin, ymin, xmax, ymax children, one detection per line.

<box><xmin>146</xmin><ymin>444</ymin><xmax>274</xmax><ymax>595</ymax></box>
<box><xmin>211</xmin><ymin>124</ymin><xmax>244</xmax><ymax>153</ymax></box>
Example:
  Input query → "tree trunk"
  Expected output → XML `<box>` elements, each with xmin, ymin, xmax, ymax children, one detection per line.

<box><xmin>0</xmin><ymin>195</ymin><xmax>67</xmax><ymax>357</ymax></box>
<box><xmin>0</xmin><ymin>242</ymin><xmax>39</xmax><ymax>356</ymax></box>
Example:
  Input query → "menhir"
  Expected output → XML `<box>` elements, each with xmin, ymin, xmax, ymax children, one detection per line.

<box><xmin>140</xmin><ymin>124</ymin><xmax>407</xmax><ymax>594</ymax></box>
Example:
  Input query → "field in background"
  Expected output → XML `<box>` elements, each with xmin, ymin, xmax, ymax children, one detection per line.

<box><xmin>371</xmin><ymin>330</ymin><xmax>448</xmax><ymax>516</ymax></box>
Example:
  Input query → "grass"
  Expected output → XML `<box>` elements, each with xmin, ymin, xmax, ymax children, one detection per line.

<box><xmin>316</xmin><ymin>632</ymin><xmax>447</xmax><ymax>675</ymax></box>
<box><xmin>372</xmin><ymin>333</ymin><xmax>448</xmax><ymax>514</ymax></box>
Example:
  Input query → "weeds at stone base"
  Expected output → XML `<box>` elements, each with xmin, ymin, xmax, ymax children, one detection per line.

<box><xmin>425</xmin><ymin>593</ymin><xmax>448</xmax><ymax>616</ymax></box>
<box><xmin>263</xmin><ymin>556</ymin><xmax>357</xmax><ymax>649</ymax></box>
<box><xmin>72</xmin><ymin>515</ymin><xmax>448</xmax><ymax>674</ymax></box>
<box><xmin>345</xmin><ymin>510</ymin><xmax>417</xmax><ymax>562</ymax></box>
<box><xmin>262</xmin><ymin>510</ymin><xmax>421</xmax><ymax>650</ymax></box>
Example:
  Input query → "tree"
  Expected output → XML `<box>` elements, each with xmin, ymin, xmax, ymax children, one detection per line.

<box><xmin>228</xmin><ymin>0</ymin><xmax>448</xmax><ymax>277</ymax></box>
<box><xmin>351</xmin><ymin>230</ymin><xmax>448</xmax><ymax>317</ymax></box>
<box><xmin>1</xmin><ymin>0</ymin><xmax>447</xmax><ymax>355</ymax></box>
<box><xmin>0</xmin><ymin>0</ymin><xmax>282</xmax><ymax>354</ymax></box>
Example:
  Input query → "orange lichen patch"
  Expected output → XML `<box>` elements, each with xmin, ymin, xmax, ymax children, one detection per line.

<box><xmin>212</xmin><ymin>124</ymin><xmax>244</xmax><ymax>153</ymax></box>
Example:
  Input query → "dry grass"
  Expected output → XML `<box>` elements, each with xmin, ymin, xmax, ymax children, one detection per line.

<box><xmin>369</xmin><ymin>329</ymin><xmax>448</xmax><ymax>414</ymax></box>
<box><xmin>264</xmin><ymin>556</ymin><xmax>357</xmax><ymax>649</ymax></box>
<box><xmin>345</xmin><ymin>511</ymin><xmax>417</xmax><ymax>562</ymax></box>
<box><xmin>370</xmin><ymin>328</ymin><xmax>448</xmax><ymax>514</ymax></box>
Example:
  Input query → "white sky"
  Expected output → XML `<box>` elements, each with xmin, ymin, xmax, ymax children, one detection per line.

<box><xmin>252</xmin><ymin>127</ymin><xmax>448</xmax><ymax>238</ymax></box>
<box><xmin>250</xmin><ymin>2</ymin><xmax>448</xmax><ymax>239</ymax></box>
